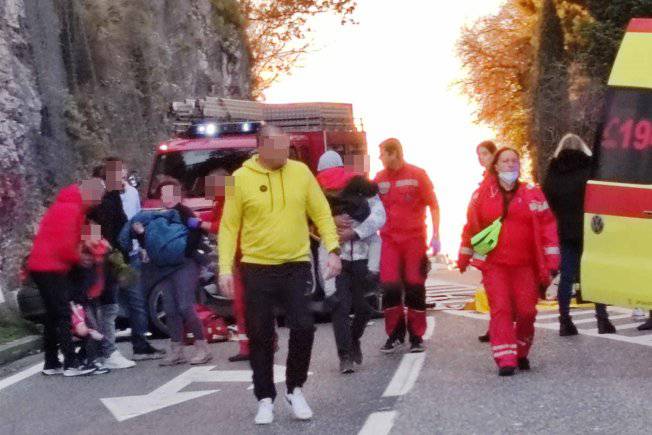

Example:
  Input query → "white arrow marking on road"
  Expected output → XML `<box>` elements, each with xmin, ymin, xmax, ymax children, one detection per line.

<box><xmin>101</xmin><ymin>365</ymin><xmax>286</xmax><ymax>422</ymax></box>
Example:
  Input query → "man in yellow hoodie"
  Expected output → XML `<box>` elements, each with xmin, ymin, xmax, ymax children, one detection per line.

<box><xmin>219</xmin><ymin>124</ymin><xmax>341</xmax><ymax>425</ymax></box>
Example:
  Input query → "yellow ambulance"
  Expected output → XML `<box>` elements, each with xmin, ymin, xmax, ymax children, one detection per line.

<box><xmin>581</xmin><ymin>18</ymin><xmax>652</xmax><ymax>310</ymax></box>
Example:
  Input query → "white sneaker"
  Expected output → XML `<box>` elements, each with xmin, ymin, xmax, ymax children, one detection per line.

<box><xmin>254</xmin><ymin>398</ymin><xmax>274</xmax><ymax>425</ymax></box>
<box><xmin>103</xmin><ymin>350</ymin><xmax>136</xmax><ymax>369</ymax></box>
<box><xmin>285</xmin><ymin>387</ymin><xmax>313</xmax><ymax>420</ymax></box>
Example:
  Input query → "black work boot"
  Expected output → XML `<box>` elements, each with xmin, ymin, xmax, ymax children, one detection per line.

<box><xmin>597</xmin><ymin>317</ymin><xmax>616</xmax><ymax>334</ymax></box>
<box><xmin>351</xmin><ymin>339</ymin><xmax>363</xmax><ymax>365</ymax></box>
<box><xmin>517</xmin><ymin>357</ymin><xmax>530</xmax><ymax>371</ymax></box>
<box><xmin>637</xmin><ymin>315</ymin><xmax>652</xmax><ymax>331</ymax></box>
<box><xmin>559</xmin><ymin>316</ymin><xmax>578</xmax><ymax>337</ymax></box>
<box><xmin>478</xmin><ymin>330</ymin><xmax>490</xmax><ymax>343</ymax></box>
<box><xmin>498</xmin><ymin>366</ymin><xmax>516</xmax><ymax>377</ymax></box>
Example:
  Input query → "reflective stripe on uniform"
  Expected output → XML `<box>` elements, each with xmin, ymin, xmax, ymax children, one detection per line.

<box><xmin>493</xmin><ymin>350</ymin><xmax>518</xmax><ymax>358</ymax></box>
<box><xmin>544</xmin><ymin>246</ymin><xmax>560</xmax><ymax>255</ymax></box>
<box><xmin>395</xmin><ymin>179</ymin><xmax>419</xmax><ymax>187</ymax></box>
<box><xmin>492</xmin><ymin>344</ymin><xmax>517</xmax><ymax>351</ymax></box>
<box><xmin>460</xmin><ymin>247</ymin><xmax>474</xmax><ymax>256</ymax></box>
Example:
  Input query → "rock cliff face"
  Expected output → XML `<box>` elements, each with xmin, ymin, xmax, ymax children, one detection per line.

<box><xmin>0</xmin><ymin>0</ymin><xmax>251</xmax><ymax>307</ymax></box>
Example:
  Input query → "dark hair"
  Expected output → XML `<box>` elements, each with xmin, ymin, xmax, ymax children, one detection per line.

<box><xmin>92</xmin><ymin>165</ymin><xmax>105</xmax><ymax>179</ymax></box>
<box><xmin>476</xmin><ymin>140</ymin><xmax>497</xmax><ymax>155</ymax></box>
<box><xmin>104</xmin><ymin>156</ymin><xmax>123</xmax><ymax>164</ymax></box>
<box><xmin>379</xmin><ymin>138</ymin><xmax>404</xmax><ymax>160</ymax></box>
<box><xmin>156</xmin><ymin>178</ymin><xmax>184</xmax><ymax>199</ymax></box>
<box><xmin>256</xmin><ymin>124</ymin><xmax>285</xmax><ymax>146</ymax></box>
<box><xmin>490</xmin><ymin>147</ymin><xmax>521</xmax><ymax>175</ymax></box>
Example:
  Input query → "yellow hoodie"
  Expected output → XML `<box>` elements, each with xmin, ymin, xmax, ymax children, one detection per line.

<box><xmin>218</xmin><ymin>156</ymin><xmax>339</xmax><ymax>274</ymax></box>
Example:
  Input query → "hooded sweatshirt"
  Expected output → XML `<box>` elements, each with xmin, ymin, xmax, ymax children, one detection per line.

<box><xmin>28</xmin><ymin>185</ymin><xmax>87</xmax><ymax>273</ymax></box>
<box><xmin>218</xmin><ymin>155</ymin><xmax>338</xmax><ymax>274</ymax></box>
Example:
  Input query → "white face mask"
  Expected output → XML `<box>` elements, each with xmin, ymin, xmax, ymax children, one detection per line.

<box><xmin>499</xmin><ymin>171</ymin><xmax>519</xmax><ymax>184</ymax></box>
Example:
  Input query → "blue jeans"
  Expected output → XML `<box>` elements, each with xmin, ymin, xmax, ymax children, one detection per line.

<box><xmin>117</xmin><ymin>254</ymin><xmax>150</xmax><ymax>352</ymax></box>
<box><xmin>558</xmin><ymin>242</ymin><xmax>580</xmax><ymax>318</ymax></box>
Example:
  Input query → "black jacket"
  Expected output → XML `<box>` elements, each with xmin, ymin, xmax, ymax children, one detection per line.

<box><xmin>542</xmin><ymin>150</ymin><xmax>592</xmax><ymax>244</ymax></box>
<box><xmin>87</xmin><ymin>190</ymin><xmax>128</xmax><ymax>248</ymax></box>
<box><xmin>326</xmin><ymin>176</ymin><xmax>378</xmax><ymax>222</ymax></box>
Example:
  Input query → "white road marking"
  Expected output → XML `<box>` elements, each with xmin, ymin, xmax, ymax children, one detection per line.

<box><xmin>102</xmin><ymin>364</ymin><xmax>286</xmax><ymax>422</ymax></box>
<box><xmin>358</xmin><ymin>411</ymin><xmax>397</xmax><ymax>435</ymax></box>
<box><xmin>0</xmin><ymin>363</ymin><xmax>42</xmax><ymax>393</ymax></box>
<box><xmin>565</xmin><ymin>314</ymin><xmax>631</xmax><ymax>325</ymax></box>
<box><xmin>382</xmin><ymin>317</ymin><xmax>434</xmax><ymax>398</ymax></box>
<box><xmin>535</xmin><ymin>309</ymin><xmax>596</xmax><ymax>320</ymax></box>
<box><xmin>445</xmin><ymin>310</ymin><xmax>652</xmax><ymax>347</ymax></box>
<box><xmin>424</xmin><ymin>316</ymin><xmax>435</xmax><ymax>340</ymax></box>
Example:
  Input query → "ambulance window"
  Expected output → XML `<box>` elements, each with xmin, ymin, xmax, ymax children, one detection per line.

<box><xmin>593</xmin><ymin>88</ymin><xmax>652</xmax><ymax>184</ymax></box>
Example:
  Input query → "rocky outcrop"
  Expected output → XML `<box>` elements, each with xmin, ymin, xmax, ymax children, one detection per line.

<box><xmin>0</xmin><ymin>0</ymin><xmax>251</xmax><ymax>306</ymax></box>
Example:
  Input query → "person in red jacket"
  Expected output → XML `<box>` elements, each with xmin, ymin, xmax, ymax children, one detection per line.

<box><xmin>28</xmin><ymin>178</ymin><xmax>105</xmax><ymax>377</ymax></box>
<box><xmin>458</xmin><ymin>147</ymin><xmax>560</xmax><ymax>376</ymax></box>
<box><xmin>199</xmin><ymin>169</ymin><xmax>249</xmax><ymax>362</ymax></box>
<box><xmin>374</xmin><ymin>138</ymin><xmax>440</xmax><ymax>353</ymax></box>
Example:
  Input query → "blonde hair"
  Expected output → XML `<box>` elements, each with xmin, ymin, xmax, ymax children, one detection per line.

<box><xmin>553</xmin><ymin>133</ymin><xmax>592</xmax><ymax>158</ymax></box>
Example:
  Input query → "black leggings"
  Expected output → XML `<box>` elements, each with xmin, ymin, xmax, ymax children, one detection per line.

<box><xmin>31</xmin><ymin>272</ymin><xmax>76</xmax><ymax>369</ymax></box>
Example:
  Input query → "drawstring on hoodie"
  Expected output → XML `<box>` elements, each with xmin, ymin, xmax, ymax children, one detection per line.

<box><xmin>280</xmin><ymin>167</ymin><xmax>287</xmax><ymax>208</ymax></box>
<box><xmin>266</xmin><ymin>173</ymin><xmax>273</xmax><ymax>211</ymax></box>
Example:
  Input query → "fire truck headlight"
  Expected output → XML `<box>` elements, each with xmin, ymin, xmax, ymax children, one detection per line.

<box><xmin>205</xmin><ymin>123</ymin><xmax>217</xmax><ymax>136</ymax></box>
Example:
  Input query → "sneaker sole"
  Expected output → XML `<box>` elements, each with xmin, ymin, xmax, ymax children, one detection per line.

<box><xmin>63</xmin><ymin>369</ymin><xmax>96</xmax><ymax>377</ymax></box>
<box><xmin>132</xmin><ymin>353</ymin><xmax>164</xmax><ymax>361</ymax></box>
<box><xmin>285</xmin><ymin>397</ymin><xmax>313</xmax><ymax>421</ymax></box>
<box><xmin>409</xmin><ymin>348</ymin><xmax>425</xmax><ymax>353</ymax></box>
<box><xmin>41</xmin><ymin>370</ymin><xmax>63</xmax><ymax>376</ymax></box>
<box><xmin>103</xmin><ymin>363</ymin><xmax>136</xmax><ymax>369</ymax></box>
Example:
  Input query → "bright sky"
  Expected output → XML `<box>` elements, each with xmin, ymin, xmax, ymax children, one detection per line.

<box><xmin>264</xmin><ymin>0</ymin><xmax>503</xmax><ymax>256</ymax></box>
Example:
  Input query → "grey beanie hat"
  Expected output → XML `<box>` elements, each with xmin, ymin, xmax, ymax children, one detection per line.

<box><xmin>317</xmin><ymin>150</ymin><xmax>344</xmax><ymax>172</ymax></box>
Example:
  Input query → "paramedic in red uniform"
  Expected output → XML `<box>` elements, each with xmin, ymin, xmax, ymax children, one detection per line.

<box><xmin>374</xmin><ymin>138</ymin><xmax>440</xmax><ymax>353</ymax></box>
<box><xmin>457</xmin><ymin>147</ymin><xmax>560</xmax><ymax>376</ymax></box>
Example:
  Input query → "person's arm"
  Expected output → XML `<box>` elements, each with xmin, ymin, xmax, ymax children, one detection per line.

<box><xmin>420</xmin><ymin>169</ymin><xmax>441</xmax><ymax>251</ymax></box>
<box><xmin>458</xmin><ymin>189</ymin><xmax>482</xmax><ymax>272</ymax></box>
<box><xmin>534</xmin><ymin>187</ymin><xmax>561</xmax><ymax>273</ymax></box>
<box><xmin>218</xmin><ymin>179</ymin><xmax>243</xmax><ymax>276</ymax></box>
<box><xmin>353</xmin><ymin>195</ymin><xmax>386</xmax><ymax>240</ymax></box>
<box><xmin>306</xmin><ymin>171</ymin><xmax>339</xmax><ymax>253</ymax></box>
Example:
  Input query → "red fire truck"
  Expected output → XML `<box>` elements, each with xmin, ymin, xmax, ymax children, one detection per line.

<box><xmin>142</xmin><ymin>98</ymin><xmax>370</xmax><ymax>335</ymax></box>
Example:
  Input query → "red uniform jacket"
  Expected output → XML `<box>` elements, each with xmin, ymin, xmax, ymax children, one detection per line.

<box><xmin>28</xmin><ymin>185</ymin><xmax>87</xmax><ymax>273</ymax></box>
<box><xmin>458</xmin><ymin>176</ymin><xmax>560</xmax><ymax>286</ymax></box>
<box><xmin>374</xmin><ymin>163</ymin><xmax>438</xmax><ymax>244</ymax></box>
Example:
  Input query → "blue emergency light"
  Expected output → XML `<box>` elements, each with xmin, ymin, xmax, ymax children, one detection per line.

<box><xmin>188</xmin><ymin>121</ymin><xmax>263</xmax><ymax>138</ymax></box>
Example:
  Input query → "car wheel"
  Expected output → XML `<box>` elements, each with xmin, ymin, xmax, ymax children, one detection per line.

<box><xmin>148</xmin><ymin>283</ymin><xmax>169</xmax><ymax>337</ymax></box>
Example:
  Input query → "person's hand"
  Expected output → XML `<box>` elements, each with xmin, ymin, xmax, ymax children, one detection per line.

<box><xmin>140</xmin><ymin>249</ymin><xmax>150</xmax><ymax>264</ymax></box>
<box><xmin>457</xmin><ymin>255</ymin><xmax>471</xmax><ymax>274</ymax></box>
<box><xmin>219</xmin><ymin>274</ymin><xmax>235</xmax><ymax>299</ymax></box>
<box><xmin>429</xmin><ymin>235</ymin><xmax>441</xmax><ymax>256</ymax></box>
<box><xmin>334</xmin><ymin>214</ymin><xmax>353</xmax><ymax>229</ymax></box>
<box><xmin>132</xmin><ymin>222</ymin><xmax>145</xmax><ymax>234</ymax></box>
<box><xmin>79</xmin><ymin>251</ymin><xmax>94</xmax><ymax>268</ymax></box>
<box><xmin>337</xmin><ymin>227</ymin><xmax>358</xmax><ymax>243</ymax></box>
<box><xmin>324</xmin><ymin>253</ymin><xmax>342</xmax><ymax>280</ymax></box>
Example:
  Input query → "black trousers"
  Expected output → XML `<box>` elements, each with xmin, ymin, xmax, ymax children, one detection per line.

<box><xmin>330</xmin><ymin>260</ymin><xmax>372</xmax><ymax>359</ymax></box>
<box><xmin>241</xmin><ymin>262</ymin><xmax>314</xmax><ymax>401</ymax></box>
<box><xmin>31</xmin><ymin>272</ymin><xmax>76</xmax><ymax>369</ymax></box>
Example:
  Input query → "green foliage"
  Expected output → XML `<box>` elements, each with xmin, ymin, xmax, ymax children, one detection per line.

<box><xmin>210</xmin><ymin>0</ymin><xmax>245</xmax><ymax>28</ymax></box>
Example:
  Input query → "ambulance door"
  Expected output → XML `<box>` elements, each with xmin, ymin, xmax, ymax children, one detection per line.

<box><xmin>581</xmin><ymin>88</ymin><xmax>652</xmax><ymax>310</ymax></box>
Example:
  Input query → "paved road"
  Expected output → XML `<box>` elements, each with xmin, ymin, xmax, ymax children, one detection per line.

<box><xmin>1</xmin><ymin>270</ymin><xmax>651</xmax><ymax>434</ymax></box>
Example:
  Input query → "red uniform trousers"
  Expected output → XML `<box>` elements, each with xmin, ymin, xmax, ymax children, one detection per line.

<box><xmin>380</xmin><ymin>236</ymin><xmax>428</xmax><ymax>340</ymax></box>
<box><xmin>232</xmin><ymin>267</ymin><xmax>249</xmax><ymax>355</ymax></box>
<box><xmin>483</xmin><ymin>263</ymin><xmax>538</xmax><ymax>368</ymax></box>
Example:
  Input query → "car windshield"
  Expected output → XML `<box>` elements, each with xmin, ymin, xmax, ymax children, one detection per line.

<box><xmin>148</xmin><ymin>148</ymin><xmax>254</xmax><ymax>198</ymax></box>
<box><xmin>593</xmin><ymin>87</ymin><xmax>652</xmax><ymax>184</ymax></box>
